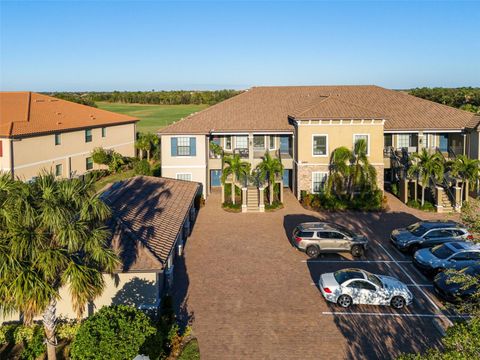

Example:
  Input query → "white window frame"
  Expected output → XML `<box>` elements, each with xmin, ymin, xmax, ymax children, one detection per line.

<box><xmin>235</xmin><ymin>136</ymin><xmax>248</xmax><ymax>149</ymax></box>
<box><xmin>396</xmin><ymin>134</ymin><xmax>410</xmax><ymax>149</ymax></box>
<box><xmin>177</xmin><ymin>137</ymin><xmax>192</xmax><ymax>156</ymax></box>
<box><xmin>253</xmin><ymin>135</ymin><xmax>266</xmax><ymax>150</ymax></box>
<box><xmin>176</xmin><ymin>173</ymin><xmax>192</xmax><ymax>181</ymax></box>
<box><xmin>269</xmin><ymin>135</ymin><xmax>276</xmax><ymax>150</ymax></box>
<box><xmin>311</xmin><ymin>172</ymin><xmax>328</xmax><ymax>193</ymax></box>
<box><xmin>224</xmin><ymin>136</ymin><xmax>232</xmax><ymax>150</ymax></box>
<box><xmin>353</xmin><ymin>134</ymin><xmax>370</xmax><ymax>156</ymax></box>
<box><xmin>312</xmin><ymin>134</ymin><xmax>329</xmax><ymax>157</ymax></box>
<box><xmin>55</xmin><ymin>163</ymin><xmax>63</xmax><ymax>177</ymax></box>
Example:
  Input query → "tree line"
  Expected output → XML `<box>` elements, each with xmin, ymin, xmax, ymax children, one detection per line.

<box><xmin>48</xmin><ymin>89</ymin><xmax>243</xmax><ymax>106</ymax></box>
<box><xmin>409</xmin><ymin>87</ymin><xmax>480</xmax><ymax>114</ymax></box>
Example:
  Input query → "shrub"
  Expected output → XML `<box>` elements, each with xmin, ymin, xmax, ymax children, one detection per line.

<box><xmin>56</xmin><ymin>319</ymin><xmax>81</xmax><ymax>341</ymax></box>
<box><xmin>265</xmin><ymin>200</ymin><xmax>283</xmax><ymax>211</ymax></box>
<box><xmin>13</xmin><ymin>325</ymin><xmax>35</xmax><ymax>344</ymax></box>
<box><xmin>407</xmin><ymin>199</ymin><xmax>435</xmax><ymax>212</ymax></box>
<box><xmin>0</xmin><ymin>324</ymin><xmax>17</xmax><ymax>346</ymax></box>
<box><xmin>20</xmin><ymin>326</ymin><xmax>45</xmax><ymax>360</ymax></box>
<box><xmin>70</xmin><ymin>305</ymin><xmax>156</xmax><ymax>360</ymax></box>
<box><xmin>222</xmin><ymin>201</ymin><xmax>242</xmax><ymax>211</ymax></box>
<box><xmin>391</xmin><ymin>183</ymin><xmax>399</xmax><ymax>196</ymax></box>
<box><xmin>108</xmin><ymin>151</ymin><xmax>125</xmax><ymax>173</ymax></box>
<box><xmin>134</xmin><ymin>159</ymin><xmax>152</xmax><ymax>176</ymax></box>
<box><xmin>91</xmin><ymin>147</ymin><xmax>112</xmax><ymax>166</ymax></box>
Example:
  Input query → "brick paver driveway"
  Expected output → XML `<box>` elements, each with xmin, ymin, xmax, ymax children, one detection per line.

<box><xmin>173</xmin><ymin>189</ymin><xmax>459</xmax><ymax>360</ymax></box>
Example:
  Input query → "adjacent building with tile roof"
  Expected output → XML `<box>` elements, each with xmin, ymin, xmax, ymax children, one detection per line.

<box><xmin>0</xmin><ymin>92</ymin><xmax>138</xmax><ymax>180</ymax></box>
<box><xmin>158</xmin><ymin>85</ymin><xmax>480</xmax><ymax>205</ymax></box>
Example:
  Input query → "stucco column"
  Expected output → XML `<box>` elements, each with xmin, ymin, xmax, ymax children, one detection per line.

<box><xmin>248</xmin><ymin>133</ymin><xmax>254</xmax><ymax>164</ymax></box>
<box><xmin>418</xmin><ymin>131</ymin><xmax>424</xmax><ymax>151</ymax></box>
<box><xmin>221</xmin><ymin>184</ymin><xmax>225</xmax><ymax>203</ymax></box>
<box><xmin>465</xmin><ymin>181</ymin><xmax>469</xmax><ymax>201</ymax></box>
<box><xmin>66</xmin><ymin>156</ymin><xmax>71</xmax><ymax>178</ymax></box>
<box><xmin>259</xmin><ymin>187</ymin><xmax>265</xmax><ymax>212</ymax></box>
<box><xmin>453</xmin><ymin>186</ymin><xmax>462</xmax><ymax>212</ymax></box>
<box><xmin>435</xmin><ymin>186</ymin><xmax>445</xmax><ymax>213</ymax></box>
<box><xmin>242</xmin><ymin>187</ymin><xmax>247</xmax><ymax>213</ymax></box>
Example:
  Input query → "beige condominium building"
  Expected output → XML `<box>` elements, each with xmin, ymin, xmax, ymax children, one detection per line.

<box><xmin>159</xmin><ymin>86</ymin><xmax>480</xmax><ymax>200</ymax></box>
<box><xmin>0</xmin><ymin>92</ymin><xmax>138</xmax><ymax>180</ymax></box>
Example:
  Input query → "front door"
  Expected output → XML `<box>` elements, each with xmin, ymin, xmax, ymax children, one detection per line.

<box><xmin>439</xmin><ymin>134</ymin><xmax>449</xmax><ymax>152</ymax></box>
<box><xmin>211</xmin><ymin>170</ymin><xmax>222</xmax><ymax>187</ymax></box>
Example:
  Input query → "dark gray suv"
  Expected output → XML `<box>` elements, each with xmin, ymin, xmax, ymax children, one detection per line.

<box><xmin>391</xmin><ymin>221</ymin><xmax>472</xmax><ymax>253</ymax></box>
<box><xmin>292</xmin><ymin>222</ymin><xmax>368</xmax><ymax>258</ymax></box>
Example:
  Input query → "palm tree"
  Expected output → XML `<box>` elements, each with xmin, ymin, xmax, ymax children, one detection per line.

<box><xmin>221</xmin><ymin>154</ymin><xmax>251</xmax><ymax>204</ymax></box>
<box><xmin>407</xmin><ymin>149</ymin><xmax>444</xmax><ymax>206</ymax></box>
<box><xmin>448</xmin><ymin>155</ymin><xmax>480</xmax><ymax>203</ymax></box>
<box><xmin>135</xmin><ymin>133</ymin><xmax>159</xmax><ymax>161</ymax></box>
<box><xmin>0</xmin><ymin>173</ymin><xmax>119</xmax><ymax>360</ymax></box>
<box><xmin>256</xmin><ymin>151</ymin><xmax>284</xmax><ymax>204</ymax></box>
<box><xmin>326</xmin><ymin>146</ymin><xmax>351</xmax><ymax>197</ymax></box>
<box><xmin>349</xmin><ymin>139</ymin><xmax>377</xmax><ymax>199</ymax></box>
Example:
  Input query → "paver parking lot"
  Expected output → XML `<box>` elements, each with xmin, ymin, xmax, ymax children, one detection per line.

<box><xmin>173</xmin><ymin>190</ymin><xmax>461</xmax><ymax>360</ymax></box>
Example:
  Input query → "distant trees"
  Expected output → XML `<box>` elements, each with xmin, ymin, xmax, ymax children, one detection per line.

<box><xmin>409</xmin><ymin>87</ymin><xmax>480</xmax><ymax>114</ymax></box>
<box><xmin>49</xmin><ymin>90</ymin><xmax>243</xmax><ymax>106</ymax></box>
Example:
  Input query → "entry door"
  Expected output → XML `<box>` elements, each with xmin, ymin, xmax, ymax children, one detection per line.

<box><xmin>211</xmin><ymin>170</ymin><xmax>222</xmax><ymax>187</ymax></box>
<box><xmin>280</xmin><ymin>136</ymin><xmax>290</xmax><ymax>154</ymax></box>
<box><xmin>439</xmin><ymin>134</ymin><xmax>448</xmax><ymax>152</ymax></box>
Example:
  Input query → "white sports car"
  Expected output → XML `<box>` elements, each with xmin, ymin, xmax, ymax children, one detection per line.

<box><xmin>319</xmin><ymin>268</ymin><xmax>413</xmax><ymax>309</ymax></box>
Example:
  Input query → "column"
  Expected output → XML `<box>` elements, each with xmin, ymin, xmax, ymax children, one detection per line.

<box><xmin>259</xmin><ymin>187</ymin><xmax>265</xmax><ymax>212</ymax></box>
<box><xmin>242</xmin><ymin>187</ymin><xmax>247</xmax><ymax>213</ymax></box>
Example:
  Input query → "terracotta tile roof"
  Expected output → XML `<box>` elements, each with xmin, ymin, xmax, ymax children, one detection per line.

<box><xmin>159</xmin><ymin>85</ymin><xmax>476</xmax><ymax>134</ymax></box>
<box><xmin>0</xmin><ymin>92</ymin><xmax>138</xmax><ymax>137</ymax></box>
<box><xmin>467</xmin><ymin>115</ymin><xmax>480</xmax><ymax>129</ymax></box>
<box><xmin>102</xmin><ymin>176</ymin><xmax>200</xmax><ymax>271</ymax></box>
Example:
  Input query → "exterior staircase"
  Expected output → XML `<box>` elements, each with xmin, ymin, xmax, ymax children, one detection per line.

<box><xmin>246</xmin><ymin>186</ymin><xmax>260</xmax><ymax>212</ymax></box>
<box><xmin>437</xmin><ymin>189</ymin><xmax>454</xmax><ymax>212</ymax></box>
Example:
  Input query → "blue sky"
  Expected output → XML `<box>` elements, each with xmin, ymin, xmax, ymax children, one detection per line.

<box><xmin>1</xmin><ymin>0</ymin><xmax>479</xmax><ymax>91</ymax></box>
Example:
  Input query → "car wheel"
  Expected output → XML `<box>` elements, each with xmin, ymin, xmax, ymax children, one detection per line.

<box><xmin>306</xmin><ymin>246</ymin><xmax>320</xmax><ymax>258</ymax></box>
<box><xmin>409</xmin><ymin>244</ymin><xmax>420</xmax><ymax>254</ymax></box>
<box><xmin>390</xmin><ymin>296</ymin><xmax>406</xmax><ymax>309</ymax></box>
<box><xmin>337</xmin><ymin>294</ymin><xmax>353</xmax><ymax>308</ymax></box>
<box><xmin>351</xmin><ymin>245</ymin><xmax>364</xmax><ymax>258</ymax></box>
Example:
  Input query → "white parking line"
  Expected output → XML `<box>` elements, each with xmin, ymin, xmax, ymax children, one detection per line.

<box><xmin>377</xmin><ymin>243</ymin><xmax>454</xmax><ymax>326</ymax></box>
<box><xmin>302</xmin><ymin>260</ymin><xmax>411</xmax><ymax>263</ymax></box>
<box><xmin>322</xmin><ymin>311</ymin><xmax>470</xmax><ymax>319</ymax></box>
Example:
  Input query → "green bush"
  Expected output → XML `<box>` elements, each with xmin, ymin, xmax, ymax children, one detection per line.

<box><xmin>265</xmin><ymin>200</ymin><xmax>283</xmax><ymax>210</ymax></box>
<box><xmin>407</xmin><ymin>199</ymin><xmax>435</xmax><ymax>212</ymax></box>
<box><xmin>20</xmin><ymin>326</ymin><xmax>45</xmax><ymax>360</ymax></box>
<box><xmin>391</xmin><ymin>183</ymin><xmax>399</xmax><ymax>196</ymax></box>
<box><xmin>0</xmin><ymin>324</ymin><xmax>17</xmax><ymax>346</ymax></box>
<box><xmin>70</xmin><ymin>305</ymin><xmax>156</xmax><ymax>360</ymax></box>
<box><xmin>56</xmin><ymin>319</ymin><xmax>81</xmax><ymax>341</ymax></box>
<box><xmin>178</xmin><ymin>339</ymin><xmax>200</xmax><ymax>360</ymax></box>
<box><xmin>222</xmin><ymin>201</ymin><xmax>242</xmax><ymax>211</ymax></box>
<box><xmin>13</xmin><ymin>325</ymin><xmax>35</xmax><ymax>344</ymax></box>
<box><xmin>91</xmin><ymin>147</ymin><xmax>112</xmax><ymax>166</ymax></box>
<box><xmin>301</xmin><ymin>191</ymin><xmax>383</xmax><ymax>211</ymax></box>
<box><xmin>134</xmin><ymin>159</ymin><xmax>152</xmax><ymax>176</ymax></box>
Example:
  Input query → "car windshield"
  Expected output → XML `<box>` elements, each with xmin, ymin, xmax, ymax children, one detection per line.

<box><xmin>407</xmin><ymin>223</ymin><xmax>428</xmax><ymax>237</ymax></box>
<box><xmin>366</xmin><ymin>273</ymin><xmax>383</xmax><ymax>288</ymax></box>
<box><xmin>334</xmin><ymin>269</ymin><xmax>364</xmax><ymax>284</ymax></box>
<box><xmin>331</xmin><ymin>224</ymin><xmax>356</xmax><ymax>238</ymax></box>
<box><xmin>431</xmin><ymin>244</ymin><xmax>455</xmax><ymax>259</ymax></box>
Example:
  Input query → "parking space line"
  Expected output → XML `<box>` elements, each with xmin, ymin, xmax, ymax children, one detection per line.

<box><xmin>377</xmin><ymin>243</ymin><xmax>453</xmax><ymax>326</ymax></box>
<box><xmin>301</xmin><ymin>260</ymin><xmax>411</xmax><ymax>263</ymax></box>
<box><xmin>322</xmin><ymin>311</ymin><xmax>470</xmax><ymax>319</ymax></box>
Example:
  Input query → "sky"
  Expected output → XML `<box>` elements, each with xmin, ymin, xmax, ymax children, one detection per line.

<box><xmin>1</xmin><ymin>0</ymin><xmax>479</xmax><ymax>91</ymax></box>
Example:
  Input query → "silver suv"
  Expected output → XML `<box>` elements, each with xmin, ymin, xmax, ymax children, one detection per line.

<box><xmin>292</xmin><ymin>222</ymin><xmax>368</xmax><ymax>258</ymax></box>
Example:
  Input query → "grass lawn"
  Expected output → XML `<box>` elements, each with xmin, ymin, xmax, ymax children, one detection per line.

<box><xmin>96</xmin><ymin>102</ymin><xmax>209</xmax><ymax>133</ymax></box>
<box><xmin>178</xmin><ymin>339</ymin><xmax>200</xmax><ymax>360</ymax></box>
<box><xmin>93</xmin><ymin>169</ymin><xmax>135</xmax><ymax>192</ymax></box>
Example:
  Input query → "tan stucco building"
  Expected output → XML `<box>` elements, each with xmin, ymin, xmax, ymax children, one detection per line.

<box><xmin>0</xmin><ymin>92</ymin><xmax>138</xmax><ymax>180</ymax></box>
<box><xmin>158</xmin><ymin>86</ymin><xmax>480</xmax><ymax>203</ymax></box>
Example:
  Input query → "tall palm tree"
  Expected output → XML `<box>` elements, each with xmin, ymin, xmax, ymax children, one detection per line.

<box><xmin>221</xmin><ymin>154</ymin><xmax>251</xmax><ymax>204</ymax></box>
<box><xmin>448</xmin><ymin>155</ymin><xmax>480</xmax><ymax>202</ymax></box>
<box><xmin>135</xmin><ymin>133</ymin><xmax>159</xmax><ymax>161</ymax></box>
<box><xmin>349</xmin><ymin>139</ymin><xmax>377</xmax><ymax>199</ymax></box>
<box><xmin>0</xmin><ymin>173</ymin><xmax>119</xmax><ymax>360</ymax></box>
<box><xmin>407</xmin><ymin>148</ymin><xmax>444</xmax><ymax>206</ymax></box>
<box><xmin>256</xmin><ymin>151</ymin><xmax>284</xmax><ymax>204</ymax></box>
<box><xmin>326</xmin><ymin>146</ymin><xmax>352</xmax><ymax>197</ymax></box>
